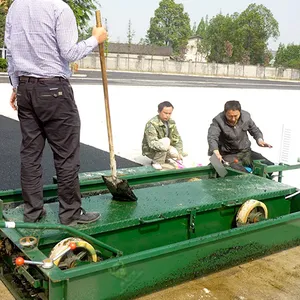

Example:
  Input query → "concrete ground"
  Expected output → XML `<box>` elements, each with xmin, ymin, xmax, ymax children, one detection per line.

<box><xmin>0</xmin><ymin>284</ymin><xmax>14</xmax><ymax>300</ymax></box>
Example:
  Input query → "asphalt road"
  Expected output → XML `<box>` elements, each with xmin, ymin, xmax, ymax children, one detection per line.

<box><xmin>0</xmin><ymin>115</ymin><xmax>139</xmax><ymax>190</ymax></box>
<box><xmin>1</xmin><ymin>70</ymin><xmax>300</xmax><ymax>89</ymax></box>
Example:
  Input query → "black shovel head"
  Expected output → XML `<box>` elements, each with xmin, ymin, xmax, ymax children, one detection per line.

<box><xmin>102</xmin><ymin>175</ymin><xmax>138</xmax><ymax>201</ymax></box>
<box><xmin>209</xmin><ymin>153</ymin><xmax>228</xmax><ymax>177</ymax></box>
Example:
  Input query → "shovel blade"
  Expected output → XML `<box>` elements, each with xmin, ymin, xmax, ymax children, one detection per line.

<box><xmin>102</xmin><ymin>175</ymin><xmax>138</xmax><ymax>201</ymax></box>
<box><xmin>209</xmin><ymin>153</ymin><xmax>228</xmax><ymax>177</ymax></box>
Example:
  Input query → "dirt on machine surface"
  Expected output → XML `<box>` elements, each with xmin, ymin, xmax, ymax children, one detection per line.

<box><xmin>1</xmin><ymin>246</ymin><xmax>300</xmax><ymax>300</ymax></box>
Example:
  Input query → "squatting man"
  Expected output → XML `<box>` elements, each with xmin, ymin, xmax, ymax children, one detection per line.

<box><xmin>207</xmin><ymin>100</ymin><xmax>273</xmax><ymax>172</ymax></box>
<box><xmin>142</xmin><ymin>101</ymin><xmax>186</xmax><ymax>170</ymax></box>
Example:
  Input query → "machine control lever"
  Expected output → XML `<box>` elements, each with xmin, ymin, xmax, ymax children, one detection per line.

<box><xmin>15</xmin><ymin>242</ymin><xmax>77</xmax><ymax>269</ymax></box>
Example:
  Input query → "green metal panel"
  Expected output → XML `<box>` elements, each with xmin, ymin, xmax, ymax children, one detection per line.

<box><xmin>1</xmin><ymin>176</ymin><xmax>295</xmax><ymax>259</ymax></box>
<box><xmin>290</xmin><ymin>193</ymin><xmax>300</xmax><ymax>213</ymax></box>
<box><xmin>1</xmin><ymin>166</ymin><xmax>300</xmax><ymax>300</ymax></box>
<box><xmin>1</xmin><ymin>175</ymin><xmax>295</xmax><ymax>255</ymax></box>
<box><xmin>45</xmin><ymin>212</ymin><xmax>300</xmax><ymax>300</ymax></box>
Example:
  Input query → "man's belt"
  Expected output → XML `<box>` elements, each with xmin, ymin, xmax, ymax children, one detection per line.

<box><xmin>19</xmin><ymin>76</ymin><xmax>67</xmax><ymax>83</ymax></box>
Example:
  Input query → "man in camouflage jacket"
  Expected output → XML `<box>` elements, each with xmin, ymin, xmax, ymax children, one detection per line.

<box><xmin>142</xmin><ymin>101</ymin><xmax>183</xmax><ymax>170</ymax></box>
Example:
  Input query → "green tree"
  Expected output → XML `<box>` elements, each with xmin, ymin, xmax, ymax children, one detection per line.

<box><xmin>199</xmin><ymin>4</ymin><xmax>279</xmax><ymax>65</ymax></box>
<box><xmin>64</xmin><ymin>0</ymin><xmax>100</xmax><ymax>32</ymax></box>
<box><xmin>1</xmin><ymin>0</ymin><xmax>99</xmax><ymax>31</ymax></box>
<box><xmin>236</xmin><ymin>4</ymin><xmax>279</xmax><ymax>65</ymax></box>
<box><xmin>147</xmin><ymin>0</ymin><xmax>192</xmax><ymax>56</ymax></box>
<box><xmin>205</xmin><ymin>13</ymin><xmax>237</xmax><ymax>63</ymax></box>
<box><xmin>0</xmin><ymin>0</ymin><xmax>13</xmax><ymax>12</ymax></box>
<box><xmin>0</xmin><ymin>6</ymin><xmax>6</xmax><ymax>48</ymax></box>
<box><xmin>138</xmin><ymin>38</ymin><xmax>150</xmax><ymax>45</ymax></box>
<box><xmin>191</xmin><ymin>22</ymin><xmax>197</xmax><ymax>35</ymax></box>
<box><xmin>1</xmin><ymin>0</ymin><xmax>100</xmax><ymax>47</ymax></box>
<box><xmin>195</xmin><ymin>16</ymin><xmax>210</xmax><ymax>61</ymax></box>
<box><xmin>263</xmin><ymin>50</ymin><xmax>273</xmax><ymax>66</ymax></box>
<box><xmin>0</xmin><ymin>0</ymin><xmax>13</xmax><ymax>48</ymax></box>
<box><xmin>225</xmin><ymin>40</ymin><xmax>233</xmax><ymax>63</ymax></box>
<box><xmin>196</xmin><ymin>16</ymin><xmax>208</xmax><ymax>38</ymax></box>
<box><xmin>127</xmin><ymin>19</ymin><xmax>135</xmax><ymax>45</ymax></box>
<box><xmin>127</xmin><ymin>19</ymin><xmax>135</xmax><ymax>66</ymax></box>
<box><xmin>274</xmin><ymin>43</ymin><xmax>300</xmax><ymax>69</ymax></box>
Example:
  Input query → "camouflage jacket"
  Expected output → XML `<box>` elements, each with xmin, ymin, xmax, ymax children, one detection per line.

<box><xmin>142</xmin><ymin>115</ymin><xmax>183</xmax><ymax>156</ymax></box>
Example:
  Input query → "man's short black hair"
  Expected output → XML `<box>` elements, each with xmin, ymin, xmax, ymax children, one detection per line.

<box><xmin>224</xmin><ymin>100</ymin><xmax>241</xmax><ymax>112</ymax></box>
<box><xmin>158</xmin><ymin>101</ymin><xmax>174</xmax><ymax>112</ymax></box>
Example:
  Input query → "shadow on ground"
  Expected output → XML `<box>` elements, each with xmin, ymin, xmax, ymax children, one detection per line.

<box><xmin>0</xmin><ymin>115</ymin><xmax>140</xmax><ymax>190</ymax></box>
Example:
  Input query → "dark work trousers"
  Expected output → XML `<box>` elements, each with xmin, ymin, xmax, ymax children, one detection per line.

<box><xmin>222</xmin><ymin>149</ymin><xmax>273</xmax><ymax>173</ymax></box>
<box><xmin>17</xmin><ymin>77</ymin><xmax>82</xmax><ymax>224</ymax></box>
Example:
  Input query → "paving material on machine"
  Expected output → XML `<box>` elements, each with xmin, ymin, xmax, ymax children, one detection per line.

<box><xmin>3</xmin><ymin>174</ymin><xmax>295</xmax><ymax>240</ymax></box>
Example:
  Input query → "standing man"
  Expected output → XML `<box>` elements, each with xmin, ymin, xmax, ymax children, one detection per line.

<box><xmin>5</xmin><ymin>0</ymin><xmax>107</xmax><ymax>225</ymax></box>
<box><xmin>142</xmin><ymin>101</ymin><xmax>184</xmax><ymax>170</ymax></box>
<box><xmin>207</xmin><ymin>100</ymin><xmax>273</xmax><ymax>172</ymax></box>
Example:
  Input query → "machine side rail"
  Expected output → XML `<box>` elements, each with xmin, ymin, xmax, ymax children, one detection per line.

<box><xmin>253</xmin><ymin>161</ymin><xmax>300</xmax><ymax>181</ymax></box>
<box><xmin>0</xmin><ymin>166</ymin><xmax>216</xmax><ymax>203</ymax></box>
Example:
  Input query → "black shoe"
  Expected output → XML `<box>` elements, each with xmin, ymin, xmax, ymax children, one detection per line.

<box><xmin>61</xmin><ymin>209</ymin><xmax>100</xmax><ymax>226</ymax></box>
<box><xmin>24</xmin><ymin>208</ymin><xmax>47</xmax><ymax>223</ymax></box>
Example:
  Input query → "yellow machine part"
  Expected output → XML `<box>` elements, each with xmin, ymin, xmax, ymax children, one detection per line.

<box><xmin>236</xmin><ymin>199</ymin><xmax>268</xmax><ymax>226</ymax></box>
<box><xmin>49</xmin><ymin>237</ymin><xmax>97</xmax><ymax>266</ymax></box>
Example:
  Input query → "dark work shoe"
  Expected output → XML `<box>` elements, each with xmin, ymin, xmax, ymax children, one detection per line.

<box><xmin>24</xmin><ymin>208</ymin><xmax>47</xmax><ymax>223</ymax></box>
<box><xmin>61</xmin><ymin>209</ymin><xmax>100</xmax><ymax>226</ymax></box>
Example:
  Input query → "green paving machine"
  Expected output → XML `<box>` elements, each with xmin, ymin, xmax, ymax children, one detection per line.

<box><xmin>1</xmin><ymin>162</ymin><xmax>300</xmax><ymax>300</ymax></box>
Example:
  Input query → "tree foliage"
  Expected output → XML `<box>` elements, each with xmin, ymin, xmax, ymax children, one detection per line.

<box><xmin>0</xmin><ymin>0</ymin><xmax>99</xmax><ymax>47</ymax></box>
<box><xmin>147</xmin><ymin>0</ymin><xmax>192</xmax><ymax>56</ymax></box>
<box><xmin>0</xmin><ymin>0</ymin><xmax>99</xmax><ymax>31</ymax></box>
<box><xmin>195</xmin><ymin>16</ymin><xmax>209</xmax><ymax>61</ymax></box>
<box><xmin>196</xmin><ymin>16</ymin><xmax>208</xmax><ymax>38</ymax></box>
<box><xmin>236</xmin><ymin>4</ymin><xmax>279</xmax><ymax>64</ymax></box>
<box><xmin>0</xmin><ymin>0</ymin><xmax>13</xmax><ymax>12</ymax></box>
<box><xmin>0</xmin><ymin>5</ymin><xmax>6</xmax><ymax>48</ymax></box>
<box><xmin>191</xmin><ymin>22</ymin><xmax>197</xmax><ymax>35</ymax></box>
<box><xmin>205</xmin><ymin>13</ymin><xmax>237</xmax><ymax>63</ymax></box>
<box><xmin>274</xmin><ymin>43</ymin><xmax>300</xmax><ymax>69</ymax></box>
<box><xmin>65</xmin><ymin>0</ymin><xmax>100</xmax><ymax>32</ymax></box>
<box><xmin>127</xmin><ymin>19</ymin><xmax>135</xmax><ymax>45</ymax></box>
<box><xmin>199</xmin><ymin>4</ymin><xmax>279</xmax><ymax>65</ymax></box>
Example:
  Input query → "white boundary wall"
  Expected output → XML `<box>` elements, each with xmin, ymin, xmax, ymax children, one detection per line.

<box><xmin>77</xmin><ymin>53</ymin><xmax>300</xmax><ymax>81</ymax></box>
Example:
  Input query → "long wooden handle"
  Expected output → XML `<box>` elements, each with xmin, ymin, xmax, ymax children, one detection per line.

<box><xmin>96</xmin><ymin>10</ymin><xmax>117</xmax><ymax>177</ymax></box>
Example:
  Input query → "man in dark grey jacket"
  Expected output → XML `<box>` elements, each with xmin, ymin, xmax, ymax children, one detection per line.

<box><xmin>207</xmin><ymin>100</ymin><xmax>273</xmax><ymax>172</ymax></box>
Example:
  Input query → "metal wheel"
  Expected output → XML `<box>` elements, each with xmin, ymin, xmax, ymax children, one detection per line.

<box><xmin>19</xmin><ymin>236</ymin><xmax>38</xmax><ymax>248</ymax></box>
<box><xmin>236</xmin><ymin>199</ymin><xmax>268</xmax><ymax>227</ymax></box>
<box><xmin>49</xmin><ymin>237</ymin><xmax>97</xmax><ymax>269</ymax></box>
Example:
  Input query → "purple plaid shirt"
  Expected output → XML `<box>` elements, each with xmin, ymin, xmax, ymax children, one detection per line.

<box><xmin>5</xmin><ymin>0</ymin><xmax>98</xmax><ymax>88</ymax></box>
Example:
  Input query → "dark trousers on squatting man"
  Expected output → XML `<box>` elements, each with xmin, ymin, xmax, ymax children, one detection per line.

<box><xmin>17</xmin><ymin>76</ymin><xmax>82</xmax><ymax>224</ymax></box>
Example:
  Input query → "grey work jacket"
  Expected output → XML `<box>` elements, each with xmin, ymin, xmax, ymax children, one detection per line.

<box><xmin>207</xmin><ymin>110</ymin><xmax>263</xmax><ymax>155</ymax></box>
